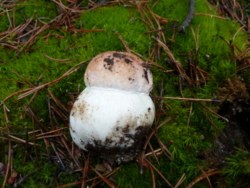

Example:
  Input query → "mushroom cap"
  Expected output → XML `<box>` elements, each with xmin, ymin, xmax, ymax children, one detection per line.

<box><xmin>84</xmin><ymin>51</ymin><xmax>153</xmax><ymax>94</ymax></box>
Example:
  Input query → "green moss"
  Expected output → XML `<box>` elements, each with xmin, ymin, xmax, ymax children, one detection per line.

<box><xmin>79</xmin><ymin>6</ymin><xmax>151</xmax><ymax>55</ymax></box>
<box><xmin>115</xmin><ymin>163</ymin><xmax>152</xmax><ymax>187</ymax></box>
<box><xmin>158</xmin><ymin>123</ymin><xmax>209</xmax><ymax>183</ymax></box>
<box><xmin>177</xmin><ymin>1</ymin><xmax>246</xmax><ymax>82</ymax></box>
<box><xmin>13</xmin><ymin>0</ymin><xmax>57</xmax><ymax>25</ymax></box>
<box><xmin>0</xmin><ymin>0</ymin><xmax>249</xmax><ymax>187</ymax></box>
<box><xmin>223</xmin><ymin>149</ymin><xmax>250</xmax><ymax>186</ymax></box>
<box><xmin>152</xmin><ymin>0</ymin><xmax>190</xmax><ymax>22</ymax></box>
<box><xmin>153</xmin><ymin>0</ymin><xmax>247</xmax><ymax>85</ymax></box>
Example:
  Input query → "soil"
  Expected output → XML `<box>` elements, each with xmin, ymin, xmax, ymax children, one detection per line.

<box><xmin>205</xmin><ymin>78</ymin><xmax>250</xmax><ymax>167</ymax></box>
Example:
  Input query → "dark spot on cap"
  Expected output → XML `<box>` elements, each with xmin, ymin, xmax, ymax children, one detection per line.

<box><xmin>142</xmin><ymin>63</ymin><xmax>150</xmax><ymax>68</ymax></box>
<box><xmin>148</xmin><ymin>107</ymin><xmax>151</xmax><ymax>112</ymax></box>
<box><xmin>104</xmin><ymin>57</ymin><xmax>114</xmax><ymax>71</ymax></box>
<box><xmin>113</xmin><ymin>52</ymin><xmax>126</xmax><ymax>59</ymax></box>
<box><xmin>103</xmin><ymin>56</ymin><xmax>114</xmax><ymax>65</ymax></box>
<box><xmin>125</xmin><ymin>58</ymin><xmax>132</xmax><ymax>64</ymax></box>
<box><xmin>143</xmin><ymin>68</ymin><xmax>149</xmax><ymax>83</ymax></box>
<box><xmin>104</xmin><ymin>56</ymin><xmax>114</xmax><ymax>65</ymax></box>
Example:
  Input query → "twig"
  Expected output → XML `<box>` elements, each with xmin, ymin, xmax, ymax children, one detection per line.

<box><xmin>60</xmin><ymin>136</ymin><xmax>81</xmax><ymax>168</ymax></box>
<box><xmin>87</xmin><ymin>167</ymin><xmax>120</xmax><ymax>186</ymax></box>
<box><xmin>186</xmin><ymin>169</ymin><xmax>220</xmax><ymax>188</ymax></box>
<box><xmin>157</xmin><ymin>96</ymin><xmax>220</xmax><ymax>103</ymax></box>
<box><xmin>35</xmin><ymin>128</ymin><xmax>67</xmax><ymax>138</ymax></box>
<box><xmin>148</xmin><ymin>142</ymin><xmax>160</xmax><ymax>165</ymax></box>
<box><xmin>48</xmin><ymin>90</ymin><xmax>69</xmax><ymax>113</ymax></box>
<box><xmin>36</xmin><ymin>134</ymin><xmax>64</xmax><ymax>140</ymax></box>
<box><xmin>43</xmin><ymin>54</ymin><xmax>72</xmax><ymax>63</ymax></box>
<box><xmin>195</xmin><ymin>12</ymin><xmax>228</xmax><ymax>20</ymax></box>
<box><xmin>8</xmin><ymin>135</ymin><xmax>38</xmax><ymax>146</ymax></box>
<box><xmin>81</xmin><ymin>154</ymin><xmax>90</xmax><ymax>188</ymax></box>
<box><xmin>0</xmin><ymin>88</ymin><xmax>35</xmax><ymax>107</ymax></box>
<box><xmin>187</xmin><ymin>102</ymin><xmax>193</xmax><ymax>127</ymax></box>
<box><xmin>145</xmin><ymin>148</ymin><xmax>163</xmax><ymax>157</ymax></box>
<box><xmin>148</xmin><ymin>161</ymin><xmax>156</xmax><ymax>188</ymax></box>
<box><xmin>178</xmin><ymin>0</ymin><xmax>195</xmax><ymax>32</ymax></box>
<box><xmin>2</xmin><ymin>131</ymin><xmax>11</xmax><ymax>188</ymax></box>
<box><xmin>92</xmin><ymin>168</ymin><xmax>116</xmax><ymax>188</ymax></box>
<box><xmin>51</xmin><ymin>142</ymin><xmax>66</xmax><ymax>170</ymax></box>
<box><xmin>173</xmin><ymin>174</ymin><xmax>186</xmax><ymax>188</ymax></box>
<box><xmin>2</xmin><ymin>104</ymin><xmax>10</xmax><ymax>124</ymax></box>
<box><xmin>154</xmin><ymin>37</ymin><xmax>193</xmax><ymax>85</ymax></box>
<box><xmin>17</xmin><ymin>60</ymin><xmax>88</xmax><ymax>100</ymax></box>
<box><xmin>114</xmin><ymin>31</ymin><xmax>131</xmax><ymax>53</ymax></box>
<box><xmin>145</xmin><ymin>158</ymin><xmax>173</xmax><ymax>187</ymax></box>
<box><xmin>156</xmin><ymin>136</ymin><xmax>173</xmax><ymax>159</ymax></box>
<box><xmin>200</xmin><ymin>103</ymin><xmax>229</xmax><ymax>122</ymax></box>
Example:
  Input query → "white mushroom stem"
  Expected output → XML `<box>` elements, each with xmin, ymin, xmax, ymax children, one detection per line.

<box><xmin>70</xmin><ymin>86</ymin><xmax>155</xmax><ymax>150</ymax></box>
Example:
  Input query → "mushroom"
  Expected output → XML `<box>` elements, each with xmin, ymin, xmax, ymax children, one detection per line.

<box><xmin>70</xmin><ymin>51</ymin><xmax>155</xmax><ymax>165</ymax></box>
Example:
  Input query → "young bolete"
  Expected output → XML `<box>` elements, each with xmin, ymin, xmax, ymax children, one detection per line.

<box><xmin>70</xmin><ymin>51</ymin><xmax>155</xmax><ymax>165</ymax></box>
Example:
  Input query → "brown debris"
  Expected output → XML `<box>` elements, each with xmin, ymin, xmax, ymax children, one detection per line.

<box><xmin>217</xmin><ymin>78</ymin><xmax>249</xmax><ymax>102</ymax></box>
<box><xmin>208</xmin><ymin>0</ymin><xmax>249</xmax><ymax>31</ymax></box>
<box><xmin>0</xmin><ymin>0</ymin><xmax>102</xmax><ymax>52</ymax></box>
<box><xmin>1</xmin><ymin>1</ymin><xmax>249</xmax><ymax>187</ymax></box>
<box><xmin>186</xmin><ymin>169</ymin><xmax>220</xmax><ymax>188</ymax></box>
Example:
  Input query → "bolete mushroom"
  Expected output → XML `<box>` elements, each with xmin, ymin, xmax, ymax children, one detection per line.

<box><xmin>70</xmin><ymin>51</ymin><xmax>155</xmax><ymax>165</ymax></box>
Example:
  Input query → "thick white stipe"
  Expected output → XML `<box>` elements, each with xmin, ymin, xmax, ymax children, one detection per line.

<box><xmin>70</xmin><ymin>87</ymin><xmax>155</xmax><ymax>150</ymax></box>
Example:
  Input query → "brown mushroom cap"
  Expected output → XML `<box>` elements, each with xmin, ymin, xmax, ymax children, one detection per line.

<box><xmin>84</xmin><ymin>51</ymin><xmax>153</xmax><ymax>93</ymax></box>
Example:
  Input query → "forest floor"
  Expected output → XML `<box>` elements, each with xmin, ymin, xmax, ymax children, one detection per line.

<box><xmin>0</xmin><ymin>0</ymin><xmax>249</xmax><ymax>187</ymax></box>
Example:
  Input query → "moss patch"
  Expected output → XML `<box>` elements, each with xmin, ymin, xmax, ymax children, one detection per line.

<box><xmin>0</xmin><ymin>0</ymin><xmax>249</xmax><ymax>187</ymax></box>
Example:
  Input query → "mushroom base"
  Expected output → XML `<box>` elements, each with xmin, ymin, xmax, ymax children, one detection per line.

<box><xmin>85</xmin><ymin>125</ymin><xmax>150</xmax><ymax>166</ymax></box>
<box><xmin>70</xmin><ymin>87</ymin><xmax>155</xmax><ymax>165</ymax></box>
<box><xmin>70</xmin><ymin>87</ymin><xmax>155</xmax><ymax>150</ymax></box>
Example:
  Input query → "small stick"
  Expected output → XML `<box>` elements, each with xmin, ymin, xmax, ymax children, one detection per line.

<box><xmin>43</xmin><ymin>54</ymin><xmax>72</xmax><ymax>63</ymax></box>
<box><xmin>157</xmin><ymin>96</ymin><xmax>220</xmax><ymax>103</ymax></box>
<box><xmin>2</xmin><ymin>133</ymin><xmax>11</xmax><ymax>188</ymax></box>
<box><xmin>114</xmin><ymin>31</ymin><xmax>131</xmax><ymax>53</ymax></box>
<box><xmin>17</xmin><ymin>60</ymin><xmax>89</xmax><ymax>100</ymax></box>
<box><xmin>87</xmin><ymin>167</ymin><xmax>120</xmax><ymax>186</ymax></box>
<box><xmin>8</xmin><ymin>135</ymin><xmax>38</xmax><ymax>146</ymax></box>
<box><xmin>92</xmin><ymin>168</ymin><xmax>116</xmax><ymax>188</ymax></box>
<box><xmin>148</xmin><ymin>142</ymin><xmax>160</xmax><ymax>165</ymax></box>
<box><xmin>186</xmin><ymin>169</ymin><xmax>220</xmax><ymax>188</ymax></box>
<box><xmin>174</xmin><ymin>174</ymin><xmax>186</xmax><ymax>188</ymax></box>
<box><xmin>178</xmin><ymin>0</ymin><xmax>195</xmax><ymax>32</ymax></box>
<box><xmin>36</xmin><ymin>127</ymin><xmax>67</xmax><ymax>137</ymax></box>
<box><xmin>36</xmin><ymin>134</ymin><xmax>64</xmax><ymax>140</ymax></box>
<box><xmin>60</xmin><ymin>137</ymin><xmax>80</xmax><ymax>168</ymax></box>
<box><xmin>145</xmin><ymin>148</ymin><xmax>163</xmax><ymax>157</ymax></box>
<box><xmin>51</xmin><ymin>142</ymin><xmax>65</xmax><ymax>170</ymax></box>
<box><xmin>81</xmin><ymin>154</ymin><xmax>90</xmax><ymax>188</ymax></box>
<box><xmin>145</xmin><ymin>158</ymin><xmax>173</xmax><ymax>187</ymax></box>
<box><xmin>148</xmin><ymin>162</ymin><xmax>156</xmax><ymax>188</ymax></box>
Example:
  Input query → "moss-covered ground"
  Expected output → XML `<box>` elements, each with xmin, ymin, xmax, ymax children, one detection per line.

<box><xmin>0</xmin><ymin>0</ymin><xmax>249</xmax><ymax>187</ymax></box>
